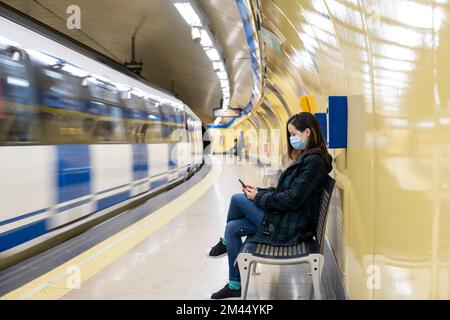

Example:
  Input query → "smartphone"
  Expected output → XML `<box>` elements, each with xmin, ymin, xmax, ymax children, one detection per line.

<box><xmin>238</xmin><ymin>179</ymin><xmax>247</xmax><ymax>188</ymax></box>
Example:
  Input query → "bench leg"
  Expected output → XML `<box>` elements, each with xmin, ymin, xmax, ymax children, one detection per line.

<box><xmin>309</xmin><ymin>254</ymin><xmax>324</xmax><ymax>300</ymax></box>
<box><xmin>251</xmin><ymin>262</ymin><xmax>259</xmax><ymax>275</ymax></box>
<box><xmin>237</xmin><ymin>253</ymin><xmax>253</xmax><ymax>300</ymax></box>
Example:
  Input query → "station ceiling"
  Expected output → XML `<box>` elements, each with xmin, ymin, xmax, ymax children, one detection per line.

<box><xmin>3</xmin><ymin>0</ymin><xmax>254</xmax><ymax>124</ymax></box>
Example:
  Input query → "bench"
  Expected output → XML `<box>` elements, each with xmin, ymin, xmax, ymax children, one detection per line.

<box><xmin>236</xmin><ymin>175</ymin><xmax>336</xmax><ymax>300</ymax></box>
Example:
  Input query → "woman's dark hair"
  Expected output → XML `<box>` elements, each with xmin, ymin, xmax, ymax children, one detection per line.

<box><xmin>287</xmin><ymin>112</ymin><xmax>328</xmax><ymax>160</ymax></box>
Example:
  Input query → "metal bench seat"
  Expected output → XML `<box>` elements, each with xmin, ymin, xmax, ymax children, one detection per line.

<box><xmin>240</xmin><ymin>239</ymin><xmax>320</xmax><ymax>260</ymax></box>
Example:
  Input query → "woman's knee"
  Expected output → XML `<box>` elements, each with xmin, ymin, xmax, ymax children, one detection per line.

<box><xmin>225</xmin><ymin>220</ymin><xmax>254</xmax><ymax>238</ymax></box>
<box><xmin>225</xmin><ymin>220</ymin><xmax>242</xmax><ymax>237</ymax></box>
<box><xmin>230</xmin><ymin>193</ymin><xmax>246</xmax><ymax>206</ymax></box>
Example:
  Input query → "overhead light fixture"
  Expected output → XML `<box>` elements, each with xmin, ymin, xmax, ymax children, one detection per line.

<box><xmin>171</xmin><ymin>0</ymin><xmax>232</xmax><ymax>115</ymax></box>
<box><xmin>253</xmin><ymin>85</ymin><xmax>260</xmax><ymax>97</ymax></box>
<box><xmin>205</xmin><ymin>48</ymin><xmax>220</xmax><ymax>61</ymax></box>
<box><xmin>191</xmin><ymin>26</ymin><xmax>201</xmax><ymax>43</ymax></box>
<box><xmin>220</xmin><ymin>79</ymin><xmax>229</xmax><ymax>87</ymax></box>
<box><xmin>200</xmin><ymin>29</ymin><xmax>213</xmax><ymax>48</ymax></box>
<box><xmin>174</xmin><ymin>2</ymin><xmax>202</xmax><ymax>27</ymax></box>
<box><xmin>213</xmin><ymin>61</ymin><xmax>225</xmax><ymax>72</ymax></box>
<box><xmin>216</xmin><ymin>71</ymin><xmax>228</xmax><ymax>80</ymax></box>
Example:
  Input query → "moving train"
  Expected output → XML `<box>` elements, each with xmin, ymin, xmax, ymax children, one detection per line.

<box><xmin>0</xmin><ymin>6</ymin><xmax>203</xmax><ymax>261</ymax></box>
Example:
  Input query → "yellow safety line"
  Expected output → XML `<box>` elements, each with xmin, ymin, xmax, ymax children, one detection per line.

<box><xmin>1</xmin><ymin>157</ymin><xmax>222</xmax><ymax>300</ymax></box>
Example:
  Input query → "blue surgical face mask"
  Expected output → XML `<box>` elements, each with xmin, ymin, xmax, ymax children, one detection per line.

<box><xmin>290</xmin><ymin>132</ymin><xmax>307</xmax><ymax>150</ymax></box>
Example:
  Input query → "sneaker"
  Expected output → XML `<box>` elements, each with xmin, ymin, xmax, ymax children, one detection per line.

<box><xmin>211</xmin><ymin>284</ymin><xmax>241</xmax><ymax>299</ymax></box>
<box><xmin>205</xmin><ymin>239</ymin><xmax>227</xmax><ymax>259</ymax></box>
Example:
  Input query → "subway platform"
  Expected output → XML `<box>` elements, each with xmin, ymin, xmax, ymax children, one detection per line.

<box><xmin>0</xmin><ymin>155</ymin><xmax>345</xmax><ymax>300</ymax></box>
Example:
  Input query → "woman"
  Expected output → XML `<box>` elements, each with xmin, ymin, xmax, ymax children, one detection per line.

<box><xmin>206</xmin><ymin>112</ymin><xmax>333</xmax><ymax>299</ymax></box>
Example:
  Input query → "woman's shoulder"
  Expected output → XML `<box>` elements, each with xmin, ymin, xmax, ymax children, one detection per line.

<box><xmin>302</xmin><ymin>149</ymin><xmax>333</xmax><ymax>172</ymax></box>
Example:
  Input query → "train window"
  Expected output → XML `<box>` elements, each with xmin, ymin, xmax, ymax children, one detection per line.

<box><xmin>125</xmin><ymin>122</ymin><xmax>142</xmax><ymax>143</ymax></box>
<box><xmin>124</xmin><ymin>93</ymin><xmax>145</xmax><ymax>111</ymax></box>
<box><xmin>169</xmin><ymin>112</ymin><xmax>189</xmax><ymax>143</ymax></box>
<box><xmin>91</xmin><ymin>105</ymin><xmax>126</xmax><ymax>144</ymax></box>
<box><xmin>37</xmin><ymin>66</ymin><xmax>91</xmax><ymax>144</ymax></box>
<box><xmin>160</xmin><ymin>104</ymin><xmax>179</xmax><ymax>143</ymax></box>
<box><xmin>142</xmin><ymin>123</ymin><xmax>162</xmax><ymax>143</ymax></box>
<box><xmin>87</xmin><ymin>80</ymin><xmax>121</xmax><ymax>105</ymax></box>
<box><xmin>124</xmin><ymin>107</ymin><xmax>143</xmax><ymax>143</ymax></box>
<box><xmin>144</xmin><ymin>97</ymin><xmax>159</xmax><ymax>111</ymax></box>
<box><xmin>141</xmin><ymin>111</ymin><xmax>164</xmax><ymax>143</ymax></box>
<box><xmin>0</xmin><ymin>48</ymin><xmax>42</xmax><ymax>145</ymax></box>
<box><xmin>41</xmin><ymin>111</ymin><xmax>91</xmax><ymax>144</ymax></box>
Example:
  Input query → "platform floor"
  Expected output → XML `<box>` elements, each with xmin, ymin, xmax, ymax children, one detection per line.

<box><xmin>56</xmin><ymin>155</ymin><xmax>341</xmax><ymax>300</ymax></box>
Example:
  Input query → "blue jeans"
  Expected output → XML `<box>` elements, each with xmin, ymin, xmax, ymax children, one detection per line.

<box><xmin>224</xmin><ymin>193</ymin><xmax>265</xmax><ymax>281</ymax></box>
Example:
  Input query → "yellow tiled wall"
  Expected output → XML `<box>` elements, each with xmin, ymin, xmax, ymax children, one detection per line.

<box><xmin>232</xmin><ymin>0</ymin><xmax>450</xmax><ymax>299</ymax></box>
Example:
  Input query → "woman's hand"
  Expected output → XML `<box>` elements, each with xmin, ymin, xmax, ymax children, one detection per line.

<box><xmin>243</xmin><ymin>186</ymin><xmax>258</xmax><ymax>200</ymax></box>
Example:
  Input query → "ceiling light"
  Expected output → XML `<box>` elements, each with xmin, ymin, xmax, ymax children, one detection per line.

<box><xmin>174</xmin><ymin>2</ymin><xmax>202</xmax><ymax>27</ymax></box>
<box><xmin>205</xmin><ymin>48</ymin><xmax>220</xmax><ymax>61</ymax></box>
<box><xmin>213</xmin><ymin>61</ymin><xmax>225</xmax><ymax>72</ymax></box>
<box><xmin>216</xmin><ymin>71</ymin><xmax>228</xmax><ymax>80</ymax></box>
<box><xmin>191</xmin><ymin>26</ymin><xmax>201</xmax><ymax>43</ymax></box>
<box><xmin>220</xmin><ymin>79</ymin><xmax>229</xmax><ymax>87</ymax></box>
<box><xmin>200</xmin><ymin>29</ymin><xmax>213</xmax><ymax>47</ymax></box>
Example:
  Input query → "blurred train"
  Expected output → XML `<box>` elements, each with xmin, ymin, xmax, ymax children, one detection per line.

<box><xmin>0</xmin><ymin>7</ymin><xmax>203</xmax><ymax>260</ymax></box>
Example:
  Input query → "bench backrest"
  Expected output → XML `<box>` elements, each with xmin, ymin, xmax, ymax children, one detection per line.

<box><xmin>314</xmin><ymin>175</ymin><xmax>336</xmax><ymax>253</ymax></box>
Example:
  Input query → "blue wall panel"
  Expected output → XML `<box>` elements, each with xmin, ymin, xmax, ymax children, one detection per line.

<box><xmin>314</xmin><ymin>113</ymin><xmax>328</xmax><ymax>144</ymax></box>
<box><xmin>328</xmin><ymin>96</ymin><xmax>348</xmax><ymax>148</ymax></box>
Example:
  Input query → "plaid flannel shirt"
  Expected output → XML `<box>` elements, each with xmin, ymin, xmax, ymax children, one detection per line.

<box><xmin>250</xmin><ymin>149</ymin><xmax>332</xmax><ymax>246</ymax></box>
